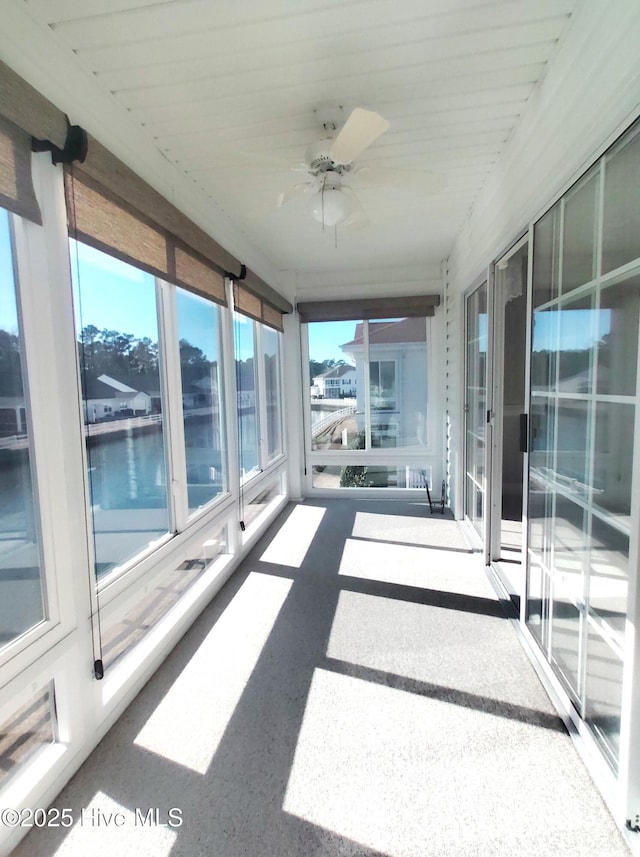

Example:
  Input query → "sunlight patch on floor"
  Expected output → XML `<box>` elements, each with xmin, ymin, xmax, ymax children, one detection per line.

<box><xmin>338</xmin><ymin>537</ymin><xmax>483</xmax><ymax>593</ymax></box>
<box><xmin>283</xmin><ymin>668</ymin><xmax>589</xmax><ymax>857</ymax></box>
<box><xmin>134</xmin><ymin>572</ymin><xmax>292</xmax><ymax>774</ymax></box>
<box><xmin>45</xmin><ymin>791</ymin><xmax>177</xmax><ymax>856</ymax></box>
<box><xmin>283</xmin><ymin>667</ymin><xmax>443</xmax><ymax>857</ymax></box>
<box><xmin>351</xmin><ymin>510</ymin><xmax>465</xmax><ymax>548</ymax></box>
<box><xmin>259</xmin><ymin>504</ymin><xmax>326</xmax><ymax>568</ymax></box>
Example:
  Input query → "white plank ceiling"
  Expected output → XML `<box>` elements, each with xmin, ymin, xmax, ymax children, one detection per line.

<box><xmin>21</xmin><ymin>0</ymin><xmax>581</xmax><ymax>275</ymax></box>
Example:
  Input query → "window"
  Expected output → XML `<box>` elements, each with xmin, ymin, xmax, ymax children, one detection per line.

<box><xmin>0</xmin><ymin>684</ymin><xmax>56</xmax><ymax>789</ymax></box>
<box><xmin>367</xmin><ymin>318</ymin><xmax>427</xmax><ymax>449</ymax></box>
<box><xmin>233</xmin><ymin>310</ymin><xmax>284</xmax><ymax>478</ymax></box>
<box><xmin>101</xmin><ymin>523</ymin><xmax>228</xmax><ymax>670</ymax></box>
<box><xmin>308</xmin><ymin>318</ymin><xmax>428</xmax><ymax>453</ymax></box>
<box><xmin>72</xmin><ymin>241</ymin><xmax>170</xmax><ymax>579</ymax></box>
<box><xmin>306</xmin><ymin>314</ymin><xmax>433</xmax><ymax>495</ymax></box>
<box><xmin>309</xmin><ymin>320</ymin><xmax>363</xmax><ymax>451</ymax></box>
<box><xmin>0</xmin><ymin>209</ymin><xmax>46</xmax><ymax>646</ymax></box>
<box><xmin>176</xmin><ymin>288</ymin><xmax>227</xmax><ymax>515</ymax></box>
<box><xmin>369</xmin><ymin>359</ymin><xmax>397</xmax><ymax>447</ymax></box>
<box><xmin>312</xmin><ymin>463</ymin><xmax>431</xmax><ymax>490</ymax></box>
<box><xmin>262</xmin><ymin>324</ymin><xmax>282</xmax><ymax>461</ymax></box>
<box><xmin>234</xmin><ymin>312</ymin><xmax>259</xmax><ymax>479</ymax></box>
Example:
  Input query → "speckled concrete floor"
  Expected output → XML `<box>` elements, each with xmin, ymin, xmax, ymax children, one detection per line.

<box><xmin>12</xmin><ymin>499</ymin><xmax>631</xmax><ymax>857</ymax></box>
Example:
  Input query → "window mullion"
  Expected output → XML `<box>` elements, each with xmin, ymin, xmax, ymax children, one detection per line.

<box><xmin>222</xmin><ymin>280</ymin><xmax>241</xmax><ymax>545</ymax></box>
<box><xmin>156</xmin><ymin>280</ymin><xmax>188</xmax><ymax>533</ymax></box>
<box><xmin>364</xmin><ymin>320</ymin><xmax>371</xmax><ymax>449</ymax></box>
<box><xmin>256</xmin><ymin>321</ymin><xmax>268</xmax><ymax>469</ymax></box>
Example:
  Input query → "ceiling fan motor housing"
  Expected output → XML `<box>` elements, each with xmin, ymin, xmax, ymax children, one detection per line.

<box><xmin>304</xmin><ymin>138</ymin><xmax>350</xmax><ymax>177</ymax></box>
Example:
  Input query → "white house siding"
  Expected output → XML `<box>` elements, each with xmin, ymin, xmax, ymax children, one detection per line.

<box><xmin>312</xmin><ymin>367</ymin><xmax>357</xmax><ymax>399</ymax></box>
<box><xmin>84</xmin><ymin>392</ymin><xmax>151</xmax><ymax>423</ymax></box>
<box><xmin>343</xmin><ymin>337</ymin><xmax>427</xmax><ymax>448</ymax></box>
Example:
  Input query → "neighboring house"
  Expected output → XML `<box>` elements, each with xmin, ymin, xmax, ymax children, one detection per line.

<box><xmin>0</xmin><ymin>396</ymin><xmax>26</xmax><ymax>436</ymax></box>
<box><xmin>128</xmin><ymin>375</ymin><xmax>163</xmax><ymax>413</ymax></box>
<box><xmin>237</xmin><ymin>390</ymin><xmax>256</xmax><ymax>409</ymax></box>
<box><xmin>83</xmin><ymin>374</ymin><xmax>152</xmax><ymax>423</ymax></box>
<box><xmin>341</xmin><ymin>318</ymin><xmax>427</xmax><ymax>447</ymax></box>
<box><xmin>182</xmin><ymin>374</ymin><xmax>219</xmax><ymax>410</ymax></box>
<box><xmin>312</xmin><ymin>364</ymin><xmax>356</xmax><ymax>399</ymax></box>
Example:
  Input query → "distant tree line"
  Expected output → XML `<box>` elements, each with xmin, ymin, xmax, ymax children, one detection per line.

<box><xmin>0</xmin><ymin>330</ymin><xmax>22</xmax><ymax>396</ymax></box>
<box><xmin>76</xmin><ymin>326</ymin><xmax>261</xmax><ymax>393</ymax></box>
<box><xmin>78</xmin><ymin>325</ymin><xmax>162</xmax><ymax>380</ymax></box>
<box><xmin>531</xmin><ymin>347</ymin><xmax>591</xmax><ymax>384</ymax></box>
<box><xmin>309</xmin><ymin>358</ymin><xmax>346</xmax><ymax>383</ymax></box>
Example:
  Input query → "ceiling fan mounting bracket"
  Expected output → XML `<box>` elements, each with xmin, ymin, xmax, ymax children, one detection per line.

<box><xmin>313</xmin><ymin>105</ymin><xmax>345</xmax><ymax>133</ymax></box>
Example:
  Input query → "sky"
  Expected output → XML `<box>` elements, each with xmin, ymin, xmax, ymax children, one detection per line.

<box><xmin>308</xmin><ymin>319</ymin><xmax>359</xmax><ymax>363</ymax></box>
<box><xmin>71</xmin><ymin>240</ymin><xmax>224</xmax><ymax>358</ymax></box>
<box><xmin>71</xmin><ymin>240</ymin><xmax>256</xmax><ymax>361</ymax></box>
<box><xmin>0</xmin><ymin>210</ymin><xmax>19</xmax><ymax>334</ymax></box>
<box><xmin>474</xmin><ymin>309</ymin><xmax>611</xmax><ymax>353</ymax></box>
<box><xmin>532</xmin><ymin>308</ymin><xmax>611</xmax><ymax>351</ymax></box>
<box><xmin>70</xmin><ymin>239</ymin><xmax>159</xmax><ymax>339</ymax></box>
<box><xmin>176</xmin><ymin>287</ymin><xmax>220</xmax><ymax>361</ymax></box>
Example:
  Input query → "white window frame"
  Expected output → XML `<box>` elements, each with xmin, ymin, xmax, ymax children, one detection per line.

<box><xmin>0</xmin><ymin>196</ymin><xmax>81</xmax><ymax>678</ymax></box>
<box><xmin>302</xmin><ymin>316</ymin><xmax>439</xmax><ymax>496</ymax></box>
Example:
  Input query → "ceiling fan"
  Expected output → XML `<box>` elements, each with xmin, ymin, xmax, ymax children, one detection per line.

<box><xmin>260</xmin><ymin>105</ymin><xmax>446</xmax><ymax>229</ymax></box>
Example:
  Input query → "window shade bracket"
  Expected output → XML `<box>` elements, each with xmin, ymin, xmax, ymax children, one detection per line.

<box><xmin>32</xmin><ymin>122</ymin><xmax>88</xmax><ymax>165</ymax></box>
<box><xmin>227</xmin><ymin>263</ymin><xmax>247</xmax><ymax>280</ymax></box>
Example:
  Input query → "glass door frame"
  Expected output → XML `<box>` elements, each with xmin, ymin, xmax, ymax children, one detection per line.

<box><xmin>488</xmin><ymin>232</ymin><xmax>530</xmax><ymax>605</ymax></box>
<box><xmin>463</xmin><ymin>277</ymin><xmax>492</xmax><ymax>564</ymax></box>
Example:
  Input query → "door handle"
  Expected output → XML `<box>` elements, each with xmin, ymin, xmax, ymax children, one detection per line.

<box><xmin>519</xmin><ymin>413</ymin><xmax>528</xmax><ymax>453</ymax></box>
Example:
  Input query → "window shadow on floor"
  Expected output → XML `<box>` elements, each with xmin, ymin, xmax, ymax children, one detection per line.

<box><xmin>12</xmin><ymin>498</ymin><xmax>609</xmax><ymax>857</ymax></box>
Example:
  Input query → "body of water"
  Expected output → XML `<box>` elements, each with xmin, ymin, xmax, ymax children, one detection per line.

<box><xmin>0</xmin><ymin>412</ymin><xmax>257</xmax><ymax>578</ymax></box>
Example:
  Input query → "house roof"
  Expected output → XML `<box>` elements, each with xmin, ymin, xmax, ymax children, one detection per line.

<box><xmin>97</xmin><ymin>374</ymin><xmax>138</xmax><ymax>394</ymax></box>
<box><xmin>313</xmin><ymin>364</ymin><xmax>356</xmax><ymax>381</ymax></box>
<box><xmin>341</xmin><ymin>317</ymin><xmax>427</xmax><ymax>349</ymax></box>
<box><xmin>84</xmin><ymin>378</ymin><xmax>135</xmax><ymax>400</ymax></box>
<box><xmin>84</xmin><ymin>373</ymin><xmax>156</xmax><ymax>399</ymax></box>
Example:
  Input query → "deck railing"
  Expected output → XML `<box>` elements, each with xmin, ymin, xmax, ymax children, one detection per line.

<box><xmin>311</xmin><ymin>404</ymin><xmax>357</xmax><ymax>438</ymax></box>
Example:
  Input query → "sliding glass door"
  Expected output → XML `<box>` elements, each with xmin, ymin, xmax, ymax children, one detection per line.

<box><xmin>526</xmin><ymin>122</ymin><xmax>640</xmax><ymax>773</ymax></box>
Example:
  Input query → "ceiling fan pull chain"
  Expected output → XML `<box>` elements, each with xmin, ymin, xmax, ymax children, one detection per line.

<box><xmin>321</xmin><ymin>175</ymin><xmax>326</xmax><ymax>231</ymax></box>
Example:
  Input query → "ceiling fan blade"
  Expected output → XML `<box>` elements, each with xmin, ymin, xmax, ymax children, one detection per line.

<box><xmin>341</xmin><ymin>186</ymin><xmax>369</xmax><ymax>230</ymax></box>
<box><xmin>355</xmin><ymin>165</ymin><xmax>447</xmax><ymax>194</ymax></box>
<box><xmin>278</xmin><ymin>181</ymin><xmax>315</xmax><ymax>207</ymax></box>
<box><xmin>247</xmin><ymin>182</ymin><xmax>314</xmax><ymax>218</ymax></box>
<box><xmin>330</xmin><ymin>108</ymin><xmax>390</xmax><ymax>165</ymax></box>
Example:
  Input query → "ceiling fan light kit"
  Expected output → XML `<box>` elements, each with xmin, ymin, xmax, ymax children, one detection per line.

<box><xmin>309</xmin><ymin>178</ymin><xmax>352</xmax><ymax>227</ymax></box>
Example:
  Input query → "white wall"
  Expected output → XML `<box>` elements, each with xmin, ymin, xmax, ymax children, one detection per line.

<box><xmin>295</xmin><ymin>263</ymin><xmax>442</xmax><ymax>302</ymax></box>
